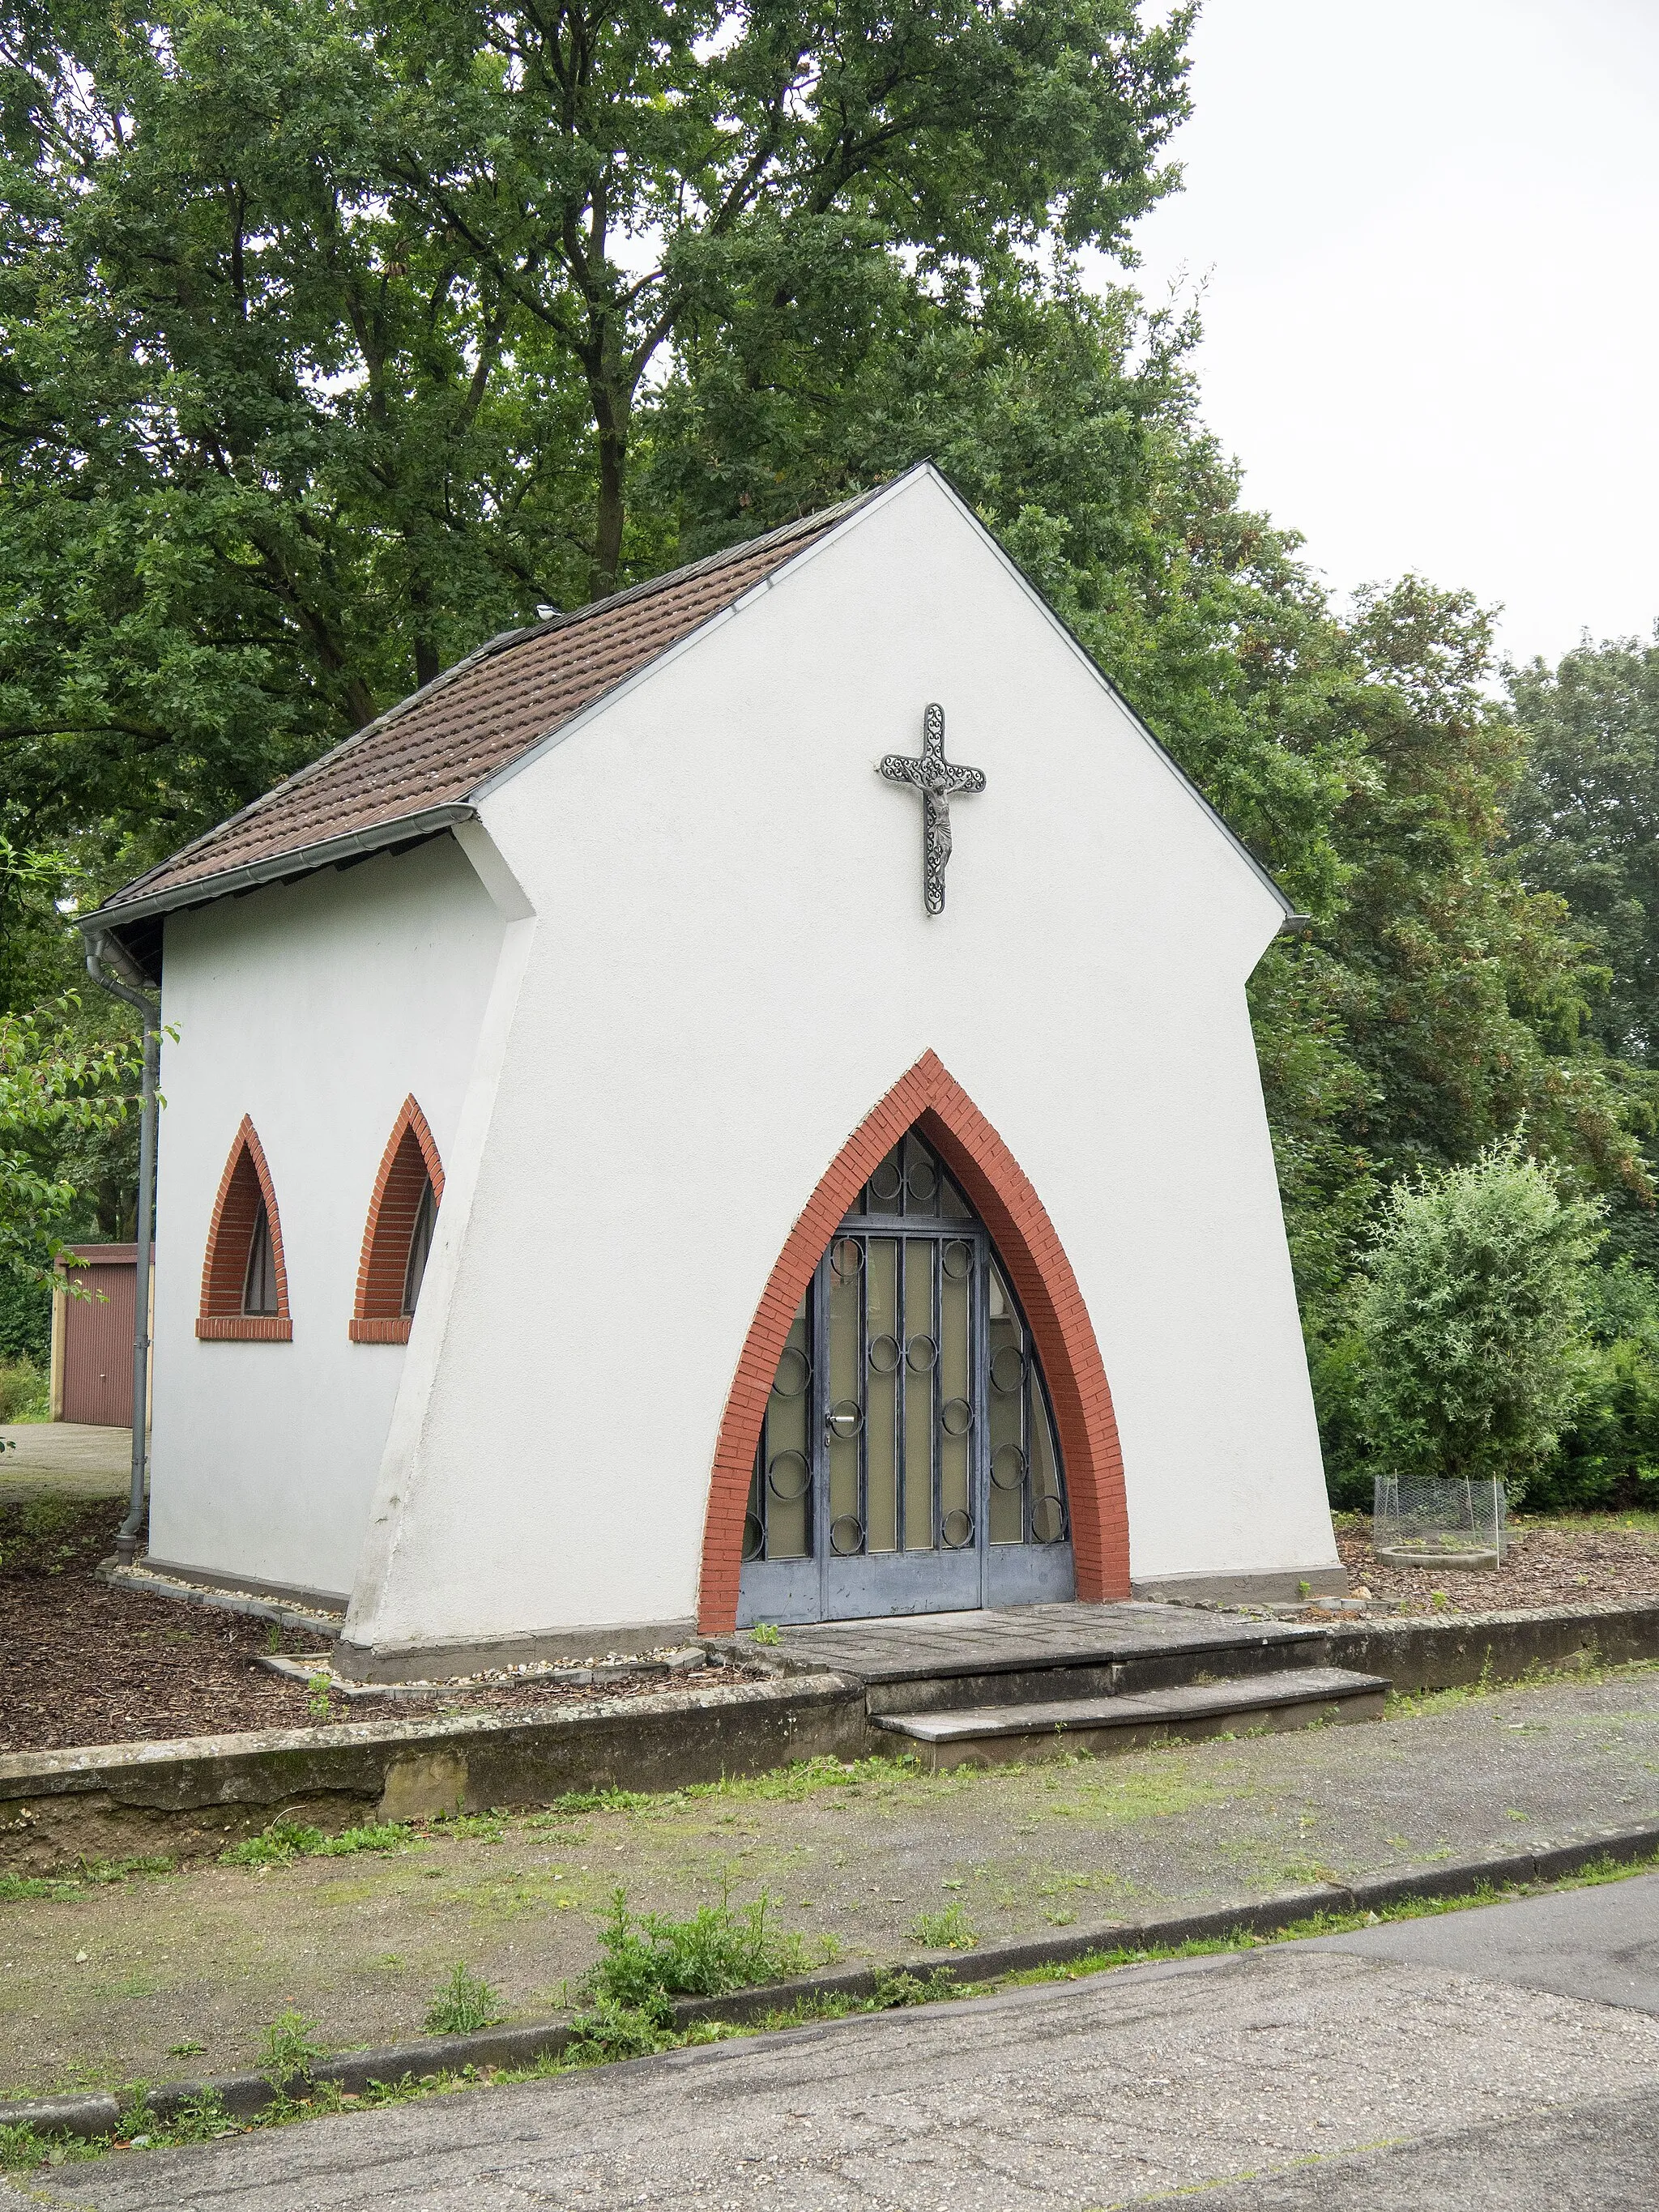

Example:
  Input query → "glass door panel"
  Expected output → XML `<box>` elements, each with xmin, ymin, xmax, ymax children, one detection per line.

<box><xmin>865</xmin><ymin>1238</ymin><xmax>900</xmax><ymax>1551</ymax></box>
<box><xmin>902</xmin><ymin>1239</ymin><xmax>936</xmax><ymax>1552</ymax></box>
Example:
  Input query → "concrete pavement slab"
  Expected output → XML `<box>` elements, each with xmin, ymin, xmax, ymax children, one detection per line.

<box><xmin>1181</xmin><ymin>2082</ymin><xmax>1659</xmax><ymax>2210</ymax></box>
<box><xmin>12</xmin><ymin>1937</ymin><xmax>1659</xmax><ymax>2210</ymax></box>
<box><xmin>1294</xmin><ymin>1866</ymin><xmax>1659</xmax><ymax>2012</ymax></box>
<box><xmin>0</xmin><ymin>1426</ymin><xmax>130</xmax><ymax>1502</ymax></box>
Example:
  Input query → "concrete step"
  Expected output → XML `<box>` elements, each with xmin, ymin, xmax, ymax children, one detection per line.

<box><xmin>870</xmin><ymin>1665</ymin><xmax>1390</xmax><ymax>1769</ymax></box>
<box><xmin>730</xmin><ymin>1603</ymin><xmax>1346</xmax><ymax>1717</ymax></box>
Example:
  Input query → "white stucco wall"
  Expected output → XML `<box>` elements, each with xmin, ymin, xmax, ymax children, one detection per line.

<box><xmin>345</xmin><ymin>468</ymin><xmax>1337</xmax><ymax>1655</ymax></box>
<box><xmin>148</xmin><ymin>836</ymin><xmax>505</xmax><ymax>1597</ymax></box>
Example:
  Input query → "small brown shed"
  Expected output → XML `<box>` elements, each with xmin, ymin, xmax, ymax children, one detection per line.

<box><xmin>50</xmin><ymin>1246</ymin><xmax>149</xmax><ymax>1428</ymax></box>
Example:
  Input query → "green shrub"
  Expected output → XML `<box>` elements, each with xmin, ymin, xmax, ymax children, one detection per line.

<box><xmin>1530</xmin><ymin>1259</ymin><xmax>1659</xmax><ymax>1510</ymax></box>
<box><xmin>1350</xmin><ymin>1142</ymin><xmax>1602</xmax><ymax>1504</ymax></box>
<box><xmin>1308</xmin><ymin>1326</ymin><xmax>1374</xmax><ymax>1510</ymax></box>
<box><xmin>586</xmin><ymin>1884</ymin><xmax>808</xmax><ymax>2014</ymax></box>
<box><xmin>424</xmin><ymin>1963</ymin><xmax>503</xmax><ymax>2036</ymax></box>
<box><xmin>0</xmin><ymin>1355</ymin><xmax>47</xmax><ymax>1423</ymax></box>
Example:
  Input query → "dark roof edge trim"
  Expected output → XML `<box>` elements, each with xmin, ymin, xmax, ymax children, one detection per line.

<box><xmin>80</xmin><ymin>805</ymin><xmax>479</xmax><ymax>933</ymax></box>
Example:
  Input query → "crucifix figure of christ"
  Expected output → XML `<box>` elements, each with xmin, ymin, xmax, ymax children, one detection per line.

<box><xmin>878</xmin><ymin>703</ymin><xmax>987</xmax><ymax>916</ymax></box>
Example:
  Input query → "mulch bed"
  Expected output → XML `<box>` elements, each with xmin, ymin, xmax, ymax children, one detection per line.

<box><xmin>1334</xmin><ymin>1515</ymin><xmax>1659</xmax><ymax>1615</ymax></box>
<box><xmin>0</xmin><ymin>1498</ymin><xmax>755</xmax><ymax>1755</ymax></box>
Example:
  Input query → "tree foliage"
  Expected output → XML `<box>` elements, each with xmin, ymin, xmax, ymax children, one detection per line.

<box><xmin>0</xmin><ymin>995</ymin><xmax>141</xmax><ymax>1278</ymax></box>
<box><xmin>1508</xmin><ymin>631</ymin><xmax>1659</xmax><ymax>1065</ymax></box>
<box><xmin>0</xmin><ymin>0</ymin><xmax>1191</xmax><ymax>863</ymax></box>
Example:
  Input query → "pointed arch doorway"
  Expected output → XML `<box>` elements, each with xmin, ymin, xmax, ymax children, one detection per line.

<box><xmin>700</xmin><ymin>1051</ymin><xmax>1129</xmax><ymax>1636</ymax></box>
<box><xmin>740</xmin><ymin>1127</ymin><xmax>1075</xmax><ymax>1624</ymax></box>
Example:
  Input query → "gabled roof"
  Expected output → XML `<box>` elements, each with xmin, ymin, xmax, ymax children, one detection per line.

<box><xmin>90</xmin><ymin>492</ymin><xmax>873</xmax><ymax>931</ymax></box>
<box><xmin>86</xmin><ymin>464</ymin><xmax>1303</xmax><ymax>946</ymax></box>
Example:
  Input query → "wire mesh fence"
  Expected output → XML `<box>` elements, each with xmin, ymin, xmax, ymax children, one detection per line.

<box><xmin>1372</xmin><ymin>1475</ymin><xmax>1508</xmax><ymax>1567</ymax></box>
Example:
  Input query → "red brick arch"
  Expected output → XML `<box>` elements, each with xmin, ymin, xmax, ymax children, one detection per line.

<box><xmin>351</xmin><ymin>1096</ymin><xmax>445</xmax><ymax>1344</ymax></box>
<box><xmin>196</xmin><ymin>1115</ymin><xmax>292</xmax><ymax>1341</ymax></box>
<box><xmin>697</xmin><ymin>1050</ymin><xmax>1129</xmax><ymax>1632</ymax></box>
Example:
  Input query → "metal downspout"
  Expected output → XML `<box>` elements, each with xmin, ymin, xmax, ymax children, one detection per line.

<box><xmin>83</xmin><ymin>930</ymin><xmax>160</xmax><ymax>1567</ymax></box>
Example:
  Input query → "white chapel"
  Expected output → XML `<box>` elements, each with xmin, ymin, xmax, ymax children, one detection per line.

<box><xmin>85</xmin><ymin>464</ymin><xmax>1343</xmax><ymax>1678</ymax></box>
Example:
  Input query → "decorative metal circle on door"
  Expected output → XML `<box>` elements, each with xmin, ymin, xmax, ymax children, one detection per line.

<box><xmin>740</xmin><ymin>1130</ymin><xmax>1073</xmax><ymax>1624</ymax></box>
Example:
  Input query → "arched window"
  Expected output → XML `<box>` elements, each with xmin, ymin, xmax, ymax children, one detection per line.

<box><xmin>197</xmin><ymin>1118</ymin><xmax>292</xmax><ymax>1340</ymax></box>
<box><xmin>351</xmin><ymin>1097</ymin><xmax>444</xmax><ymax>1343</ymax></box>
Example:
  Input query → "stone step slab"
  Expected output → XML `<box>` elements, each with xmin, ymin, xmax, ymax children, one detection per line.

<box><xmin>871</xmin><ymin>1664</ymin><xmax>1390</xmax><ymax>1768</ymax></box>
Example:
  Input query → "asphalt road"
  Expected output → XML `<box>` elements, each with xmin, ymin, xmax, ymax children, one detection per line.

<box><xmin>10</xmin><ymin>1876</ymin><xmax>1659</xmax><ymax>2211</ymax></box>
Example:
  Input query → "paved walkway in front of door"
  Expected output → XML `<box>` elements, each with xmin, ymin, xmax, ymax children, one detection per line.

<box><xmin>4</xmin><ymin>1659</ymin><xmax>1659</xmax><ymax>2102</ymax></box>
<box><xmin>0</xmin><ymin>1424</ymin><xmax>130</xmax><ymax>1502</ymax></box>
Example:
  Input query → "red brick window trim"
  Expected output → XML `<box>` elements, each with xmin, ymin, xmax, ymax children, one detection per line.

<box><xmin>196</xmin><ymin>1118</ymin><xmax>292</xmax><ymax>1342</ymax></box>
<box><xmin>696</xmin><ymin>1051</ymin><xmax>1129</xmax><ymax>1633</ymax></box>
<box><xmin>350</xmin><ymin>1097</ymin><xmax>444</xmax><ymax>1345</ymax></box>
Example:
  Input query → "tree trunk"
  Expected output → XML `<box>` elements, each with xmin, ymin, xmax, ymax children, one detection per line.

<box><xmin>590</xmin><ymin>391</ymin><xmax>628</xmax><ymax>601</ymax></box>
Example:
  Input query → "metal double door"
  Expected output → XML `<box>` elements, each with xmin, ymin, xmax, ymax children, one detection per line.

<box><xmin>738</xmin><ymin>1214</ymin><xmax>1075</xmax><ymax>1625</ymax></box>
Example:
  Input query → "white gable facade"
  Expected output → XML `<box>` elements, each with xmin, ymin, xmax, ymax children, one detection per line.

<box><xmin>113</xmin><ymin>467</ymin><xmax>1341</xmax><ymax>1677</ymax></box>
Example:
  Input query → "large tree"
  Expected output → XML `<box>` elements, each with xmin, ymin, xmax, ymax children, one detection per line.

<box><xmin>1508</xmin><ymin>631</ymin><xmax>1659</xmax><ymax>1064</ymax></box>
<box><xmin>0</xmin><ymin>0</ymin><xmax>1192</xmax><ymax>859</ymax></box>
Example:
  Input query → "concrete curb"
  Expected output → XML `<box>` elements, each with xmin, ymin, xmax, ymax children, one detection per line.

<box><xmin>0</xmin><ymin>1673</ymin><xmax>869</xmax><ymax>1873</ymax></box>
<box><xmin>6</xmin><ymin>1818</ymin><xmax>1657</xmax><ymax>2143</ymax></box>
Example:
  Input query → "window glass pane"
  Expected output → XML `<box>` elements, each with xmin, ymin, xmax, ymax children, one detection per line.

<box><xmin>940</xmin><ymin>1174</ymin><xmax>972</xmax><ymax>1222</ymax></box>
<box><xmin>864</xmin><ymin>1239</ymin><xmax>899</xmax><ymax>1551</ymax></box>
<box><xmin>1029</xmin><ymin>1372</ymin><xmax>1067</xmax><ymax>1544</ymax></box>
<box><xmin>902</xmin><ymin>1132</ymin><xmax>939</xmax><ymax>1217</ymax></box>
<box><xmin>242</xmin><ymin>1204</ymin><xmax>277</xmax><ymax>1316</ymax></box>
<box><xmin>866</xmin><ymin>1146</ymin><xmax>904</xmax><ymax>1214</ymax></box>
<box><xmin>765</xmin><ymin>1295</ymin><xmax>812</xmax><ymax>1558</ymax></box>
<box><xmin>987</xmin><ymin>1260</ymin><xmax>1026</xmax><ymax>1544</ymax></box>
<box><xmin>402</xmin><ymin>1180</ymin><xmax>437</xmax><ymax>1315</ymax></box>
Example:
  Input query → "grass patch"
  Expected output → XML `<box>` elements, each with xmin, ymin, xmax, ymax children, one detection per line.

<box><xmin>1384</xmin><ymin>1650</ymin><xmax>1659</xmax><ymax>1721</ymax></box>
<box><xmin>221</xmin><ymin>1818</ymin><xmax>419</xmax><ymax>1868</ymax></box>
<box><xmin>0</xmin><ymin>1855</ymin><xmax>174</xmax><ymax>1904</ymax></box>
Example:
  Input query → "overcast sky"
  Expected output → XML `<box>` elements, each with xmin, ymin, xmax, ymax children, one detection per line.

<box><xmin>1117</xmin><ymin>0</ymin><xmax>1659</xmax><ymax>669</ymax></box>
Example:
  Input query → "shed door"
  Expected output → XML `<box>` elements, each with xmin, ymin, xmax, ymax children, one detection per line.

<box><xmin>61</xmin><ymin>1251</ymin><xmax>137</xmax><ymax>1426</ymax></box>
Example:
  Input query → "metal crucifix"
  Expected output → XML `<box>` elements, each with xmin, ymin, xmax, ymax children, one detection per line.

<box><xmin>879</xmin><ymin>704</ymin><xmax>986</xmax><ymax>916</ymax></box>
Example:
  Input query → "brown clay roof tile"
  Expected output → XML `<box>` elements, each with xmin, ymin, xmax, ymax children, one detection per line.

<box><xmin>98</xmin><ymin>496</ymin><xmax>864</xmax><ymax>920</ymax></box>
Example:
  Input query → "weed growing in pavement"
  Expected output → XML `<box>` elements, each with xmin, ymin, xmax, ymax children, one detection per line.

<box><xmin>426</xmin><ymin>1810</ymin><xmax>506</xmax><ymax>1843</ymax></box>
<box><xmin>909</xmin><ymin>1902</ymin><xmax>978</xmax><ymax>1950</ymax></box>
<box><xmin>749</xmin><ymin>1622</ymin><xmax>781</xmax><ymax>1646</ymax></box>
<box><xmin>0</xmin><ymin>1854</ymin><xmax>173</xmax><ymax>1903</ymax></box>
<box><xmin>258</xmin><ymin>2009</ymin><xmax>326</xmax><ymax>2089</ymax></box>
<box><xmin>425</xmin><ymin>1964</ymin><xmax>504</xmax><ymax>2035</ymax></box>
<box><xmin>221</xmin><ymin>1818</ymin><xmax>416</xmax><ymax>1867</ymax></box>
<box><xmin>586</xmin><ymin>1882</ymin><xmax>818</xmax><ymax>2012</ymax></box>
<box><xmin>113</xmin><ymin>2084</ymin><xmax>152</xmax><ymax>2141</ymax></box>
